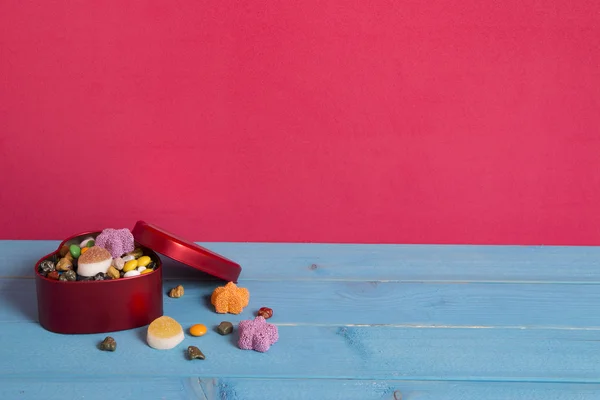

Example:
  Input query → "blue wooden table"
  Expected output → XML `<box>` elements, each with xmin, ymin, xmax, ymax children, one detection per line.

<box><xmin>1</xmin><ymin>241</ymin><xmax>600</xmax><ymax>399</ymax></box>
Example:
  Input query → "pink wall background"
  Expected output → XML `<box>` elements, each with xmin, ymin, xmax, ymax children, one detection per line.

<box><xmin>1</xmin><ymin>1</ymin><xmax>599</xmax><ymax>244</ymax></box>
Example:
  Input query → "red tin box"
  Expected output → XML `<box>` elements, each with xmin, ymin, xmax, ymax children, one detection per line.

<box><xmin>34</xmin><ymin>221</ymin><xmax>242</xmax><ymax>334</ymax></box>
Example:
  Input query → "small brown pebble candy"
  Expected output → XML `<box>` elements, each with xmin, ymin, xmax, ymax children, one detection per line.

<box><xmin>59</xmin><ymin>245</ymin><xmax>70</xmax><ymax>257</ymax></box>
<box><xmin>47</xmin><ymin>271</ymin><xmax>60</xmax><ymax>280</ymax></box>
<box><xmin>106</xmin><ymin>266</ymin><xmax>120</xmax><ymax>280</ymax></box>
<box><xmin>187</xmin><ymin>346</ymin><xmax>205</xmax><ymax>360</ymax></box>
<box><xmin>217</xmin><ymin>321</ymin><xmax>234</xmax><ymax>335</ymax></box>
<box><xmin>56</xmin><ymin>257</ymin><xmax>73</xmax><ymax>272</ymax></box>
<box><xmin>64</xmin><ymin>252</ymin><xmax>74</xmax><ymax>262</ymax></box>
<box><xmin>100</xmin><ymin>336</ymin><xmax>117</xmax><ymax>351</ymax></box>
<box><xmin>127</xmin><ymin>248</ymin><xmax>144</xmax><ymax>258</ymax></box>
<box><xmin>168</xmin><ymin>285</ymin><xmax>184</xmax><ymax>298</ymax></box>
<box><xmin>258</xmin><ymin>307</ymin><xmax>273</xmax><ymax>319</ymax></box>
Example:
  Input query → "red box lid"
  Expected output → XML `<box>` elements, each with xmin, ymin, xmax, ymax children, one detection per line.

<box><xmin>131</xmin><ymin>220</ymin><xmax>241</xmax><ymax>282</ymax></box>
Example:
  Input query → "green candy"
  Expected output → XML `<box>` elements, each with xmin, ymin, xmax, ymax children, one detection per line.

<box><xmin>69</xmin><ymin>244</ymin><xmax>81</xmax><ymax>259</ymax></box>
<box><xmin>86</xmin><ymin>240</ymin><xmax>95</xmax><ymax>248</ymax></box>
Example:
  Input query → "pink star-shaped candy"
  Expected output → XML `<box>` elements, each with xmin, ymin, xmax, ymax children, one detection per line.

<box><xmin>238</xmin><ymin>316</ymin><xmax>279</xmax><ymax>352</ymax></box>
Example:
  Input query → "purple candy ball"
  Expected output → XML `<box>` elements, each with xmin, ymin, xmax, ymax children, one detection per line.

<box><xmin>95</xmin><ymin>228</ymin><xmax>135</xmax><ymax>259</ymax></box>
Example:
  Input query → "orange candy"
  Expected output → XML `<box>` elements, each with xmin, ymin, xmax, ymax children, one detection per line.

<box><xmin>210</xmin><ymin>282</ymin><xmax>250</xmax><ymax>314</ymax></box>
<box><xmin>189</xmin><ymin>324</ymin><xmax>207</xmax><ymax>337</ymax></box>
<box><xmin>80</xmin><ymin>247</ymin><xmax>89</xmax><ymax>255</ymax></box>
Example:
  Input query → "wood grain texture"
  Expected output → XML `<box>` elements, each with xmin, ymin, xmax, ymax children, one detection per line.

<box><xmin>3</xmin><ymin>241</ymin><xmax>600</xmax><ymax>282</ymax></box>
<box><xmin>198</xmin><ymin>378</ymin><xmax>600</xmax><ymax>400</ymax></box>
<box><xmin>0</xmin><ymin>377</ymin><xmax>205</xmax><ymax>400</ymax></box>
<box><xmin>3</xmin><ymin>278</ymin><xmax>600</xmax><ymax>328</ymax></box>
<box><xmin>3</xmin><ymin>378</ymin><xmax>600</xmax><ymax>400</ymax></box>
<box><xmin>2</xmin><ymin>323</ymin><xmax>600</xmax><ymax>381</ymax></box>
<box><xmin>1</xmin><ymin>241</ymin><xmax>599</xmax><ymax>399</ymax></box>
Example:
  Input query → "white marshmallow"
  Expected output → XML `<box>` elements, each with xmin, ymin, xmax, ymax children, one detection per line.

<box><xmin>78</xmin><ymin>258</ymin><xmax>111</xmax><ymax>277</ymax></box>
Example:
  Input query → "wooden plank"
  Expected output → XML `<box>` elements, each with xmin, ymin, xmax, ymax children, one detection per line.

<box><xmin>0</xmin><ymin>240</ymin><xmax>58</xmax><ymax>278</ymax></box>
<box><xmin>198</xmin><ymin>378</ymin><xmax>600</xmax><ymax>400</ymax></box>
<box><xmin>1</xmin><ymin>323</ymin><xmax>600</xmax><ymax>382</ymax></box>
<box><xmin>0</xmin><ymin>377</ymin><xmax>205</xmax><ymax>400</ymax></box>
<box><xmin>3</xmin><ymin>241</ymin><xmax>600</xmax><ymax>282</ymax></box>
<box><xmin>2</xmin><ymin>377</ymin><xmax>599</xmax><ymax>400</ymax></box>
<box><xmin>3</xmin><ymin>278</ymin><xmax>600</xmax><ymax>328</ymax></box>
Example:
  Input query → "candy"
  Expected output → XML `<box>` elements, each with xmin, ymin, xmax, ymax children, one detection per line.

<box><xmin>63</xmin><ymin>270</ymin><xmax>77</xmax><ymax>281</ymax></box>
<box><xmin>59</xmin><ymin>245</ymin><xmax>70</xmax><ymax>257</ymax></box>
<box><xmin>124</xmin><ymin>270</ymin><xmax>140</xmax><ymax>278</ymax></box>
<box><xmin>79</xmin><ymin>237</ymin><xmax>95</xmax><ymax>248</ymax></box>
<box><xmin>217</xmin><ymin>321</ymin><xmax>233</xmax><ymax>336</ymax></box>
<box><xmin>189</xmin><ymin>324</ymin><xmax>207</xmax><ymax>337</ymax></box>
<box><xmin>123</xmin><ymin>260</ymin><xmax>138</xmax><ymax>272</ymax></box>
<box><xmin>168</xmin><ymin>285</ymin><xmax>184</xmax><ymax>298</ymax></box>
<box><xmin>112</xmin><ymin>257</ymin><xmax>125</xmax><ymax>270</ymax></box>
<box><xmin>127</xmin><ymin>248</ymin><xmax>144</xmax><ymax>259</ymax></box>
<box><xmin>94</xmin><ymin>273</ymin><xmax>106</xmax><ymax>281</ymax></box>
<box><xmin>56</xmin><ymin>257</ymin><xmax>73</xmax><ymax>272</ymax></box>
<box><xmin>147</xmin><ymin>316</ymin><xmax>184</xmax><ymax>350</ymax></box>
<box><xmin>238</xmin><ymin>316</ymin><xmax>279</xmax><ymax>353</ymax></box>
<box><xmin>137</xmin><ymin>256</ymin><xmax>151</xmax><ymax>267</ymax></box>
<box><xmin>106</xmin><ymin>266</ymin><xmax>120</xmax><ymax>279</ymax></box>
<box><xmin>96</xmin><ymin>228</ymin><xmax>135</xmax><ymax>259</ymax></box>
<box><xmin>187</xmin><ymin>346</ymin><xmax>205</xmax><ymax>360</ymax></box>
<box><xmin>38</xmin><ymin>260</ymin><xmax>55</xmax><ymax>276</ymax></box>
<box><xmin>77</xmin><ymin>246</ymin><xmax>112</xmax><ymax>277</ymax></box>
<box><xmin>258</xmin><ymin>307</ymin><xmax>273</xmax><ymax>319</ymax></box>
<box><xmin>49</xmin><ymin>232</ymin><xmax>154</xmax><ymax>282</ymax></box>
<box><xmin>47</xmin><ymin>271</ymin><xmax>60</xmax><ymax>280</ymax></box>
<box><xmin>69</xmin><ymin>244</ymin><xmax>81</xmax><ymax>259</ymax></box>
<box><xmin>210</xmin><ymin>282</ymin><xmax>250</xmax><ymax>314</ymax></box>
<box><xmin>99</xmin><ymin>336</ymin><xmax>117</xmax><ymax>351</ymax></box>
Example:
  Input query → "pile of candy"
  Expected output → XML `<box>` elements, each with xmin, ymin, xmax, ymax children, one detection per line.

<box><xmin>138</xmin><ymin>282</ymin><xmax>278</xmax><ymax>358</ymax></box>
<box><xmin>37</xmin><ymin>228</ymin><xmax>157</xmax><ymax>281</ymax></box>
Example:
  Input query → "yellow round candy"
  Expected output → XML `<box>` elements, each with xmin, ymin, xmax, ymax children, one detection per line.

<box><xmin>137</xmin><ymin>256</ymin><xmax>151</xmax><ymax>267</ymax></box>
<box><xmin>123</xmin><ymin>259</ymin><xmax>138</xmax><ymax>272</ymax></box>
<box><xmin>147</xmin><ymin>316</ymin><xmax>184</xmax><ymax>350</ymax></box>
<box><xmin>189</xmin><ymin>324</ymin><xmax>207</xmax><ymax>337</ymax></box>
<box><xmin>140</xmin><ymin>268</ymin><xmax>153</xmax><ymax>275</ymax></box>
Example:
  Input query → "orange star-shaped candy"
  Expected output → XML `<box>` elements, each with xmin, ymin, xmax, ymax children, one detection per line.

<box><xmin>210</xmin><ymin>282</ymin><xmax>250</xmax><ymax>314</ymax></box>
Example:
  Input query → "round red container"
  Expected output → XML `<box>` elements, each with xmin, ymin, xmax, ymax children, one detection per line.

<box><xmin>34</xmin><ymin>221</ymin><xmax>242</xmax><ymax>334</ymax></box>
<box><xmin>34</xmin><ymin>231</ymin><xmax>163</xmax><ymax>334</ymax></box>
